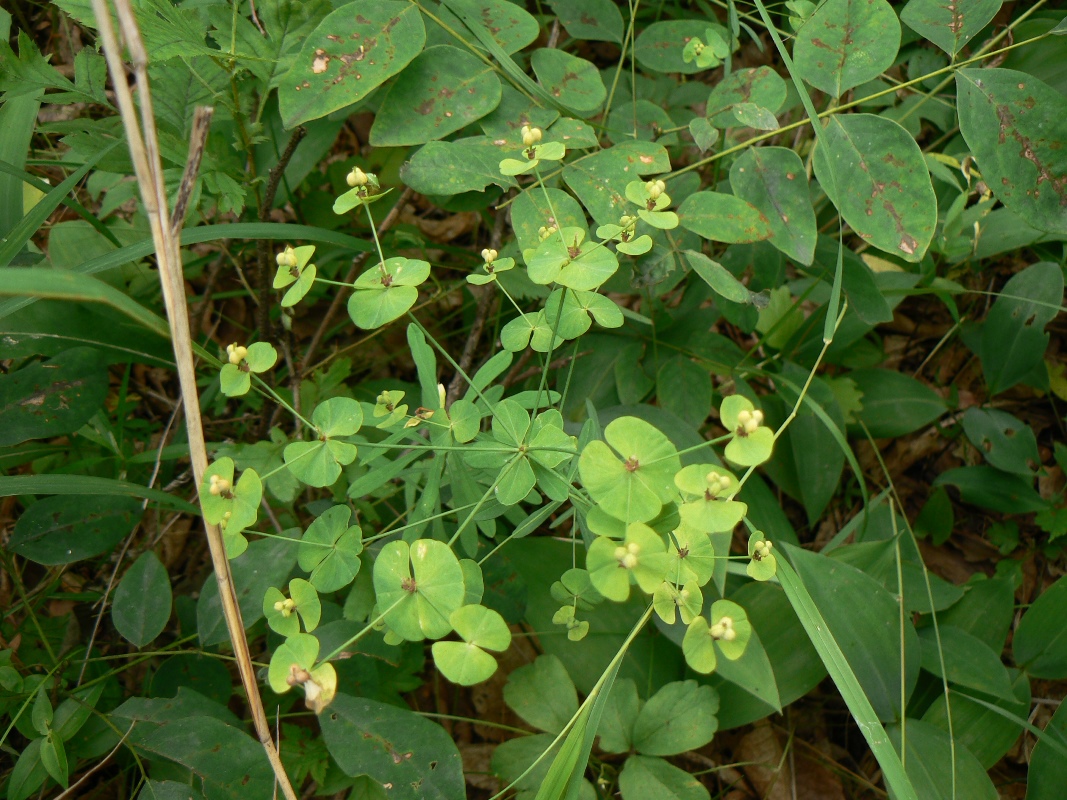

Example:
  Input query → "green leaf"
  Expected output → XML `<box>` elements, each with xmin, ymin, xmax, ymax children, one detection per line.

<box><xmin>8</xmin><ymin>494</ymin><xmax>141</xmax><ymax>565</ymax></box>
<box><xmin>401</xmin><ymin>140</ymin><xmax>518</xmax><ymax>195</ymax></box>
<box><xmin>887</xmin><ymin>719</ymin><xmax>997</xmax><ymax>800</ymax></box>
<box><xmin>957</xmin><ymin>69</ymin><xmax>1067</xmax><ymax>234</ymax></box>
<box><xmin>268</xmin><ymin>632</ymin><xmax>318</xmax><ymax>694</ymax></box>
<box><xmin>199</xmin><ymin>459</ymin><xmax>261</xmax><ymax>553</ymax></box>
<box><xmin>278</xmin><ymin>0</ymin><xmax>425</xmax><ymax>128</ymax></box>
<box><xmin>684</xmin><ymin>250</ymin><xmax>752</xmax><ymax>304</ymax></box>
<box><xmin>298</xmin><ymin>505</ymin><xmax>363</xmax><ymax>593</ymax></box>
<box><xmin>432</xmin><ymin>605</ymin><xmax>511</xmax><ymax>685</ymax></box>
<box><xmin>33</xmin><ymin>685</ymin><xmax>52</xmax><ymax>734</ymax></box>
<box><xmin>707</xmin><ymin>66</ymin><xmax>786</xmax><ymax>129</ymax></box>
<box><xmin>348</xmin><ymin>256</ymin><xmax>430</xmax><ymax>330</ymax></box>
<box><xmin>961</xmin><ymin>408</ymin><xmax>1040</xmax><ymax>475</ymax></box>
<box><xmin>531</xmin><ymin>49</ymin><xmax>605</xmax><ymax>115</ymax></box>
<box><xmin>449</xmin><ymin>0</ymin><xmax>539</xmax><ymax>53</ymax></box>
<box><xmin>547</xmin><ymin>0</ymin><xmax>623</xmax><ymax>44</ymax></box>
<box><xmin>918</xmin><ymin>625</ymin><xmax>1015</xmax><ymax>700</ymax></box>
<box><xmin>282</xmin><ymin>263</ymin><xmax>316</xmax><ymax>307</ymax></box>
<box><xmin>618</xmin><ymin>755</ymin><xmax>710</xmax><ymax>800</ymax></box>
<box><xmin>321</xmin><ymin>693</ymin><xmax>465</xmax><ymax>800</ymax></box>
<box><xmin>264</xmin><ymin>579</ymin><xmax>321</xmax><ymax>637</ymax></box>
<box><xmin>729</xmin><ymin>147</ymin><xmax>817</xmax><ymax>265</ymax></box>
<box><xmin>40</xmin><ymin>732</ymin><xmax>68</xmax><ymax>789</ymax></box>
<box><xmin>504</xmin><ymin>654</ymin><xmax>578</xmax><ymax>735</ymax></box>
<box><xmin>0</xmin><ymin>346</ymin><xmax>107</xmax><ymax>446</ymax></box>
<box><xmin>197</xmin><ymin>530</ymin><xmax>300</xmax><ymax>646</ymax></box>
<box><xmin>511</xmin><ymin>187</ymin><xmax>588</xmax><ymax>253</ymax></box>
<box><xmin>634</xmin><ymin>20</ymin><xmax>729</xmax><ymax>75</ymax></box>
<box><xmin>976</xmin><ymin>262</ymin><xmax>1063</xmax><ymax>394</ymax></box>
<box><xmin>677</xmin><ymin>191</ymin><xmax>771</xmax><ymax>244</ymax></box>
<box><xmin>370</xmin><ymin>45</ymin><xmax>501</xmax><ymax>146</ymax></box>
<box><xmin>373</xmin><ymin>539</ymin><xmax>465</xmax><ymax>641</ymax></box>
<box><xmin>785</xmin><ymin>545</ymin><xmax>919</xmax><ymax>723</ymax></box>
<box><xmin>1026</xmin><ymin>695</ymin><xmax>1067</xmax><ymax>800</ymax></box>
<box><xmin>847</xmin><ymin>369</ymin><xmax>946</xmax><ymax>437</ymax></box>
<box><xmin>934</xmin><ymin>466</ymin><xmax>1049</xmax><ymax>514</ymax></box>
<box><xmin>113</xmin><ymin>551</ymin><xmax>172</xmax><ymax>647</ymax></box>
<box><xmin>526</xmin><ymin>227</ymin><xmax>619</xmax><ymax>290</ymax></box>
<box><xmin>1013</xmin><ymin>575</ymin><xmax>1067</xmax><ymax>679</ymax></box>
<box><xmin>587</xmin><ymin>523</ymin><xmax>670</xmax><ymax>601</ymax></box>
<box><xmin>794</xmin><ymin>0</ymin><xmax>900</xmax><ymax>98</ymax></box>
<box><xmin>7</xmin><ymin>738</ymin><xmax>46</xmax><ymax>800</ymax></box>
<box><xmin>813</xmin><ymin>114</ymin><xmax>937</xmax><ymax>261</ymax></box>
<box><xmin>563</xmin><ymin>141</ymin><xmax>671</xmax><ymax>225</ymax></box>
<box><xmin>578</xmin><ymin>416</ymin><xmax>680</xmax><ymax>523</ymax></box>
<box><xmin>631</xmin><ymin>680</ymin><xmax>719</xmax><ymax>756</ymax></box>
<box><xmin>284</xmin><ymin>397</ymin><xmax>363</xmax><ymax>487</ymax></box>
<box><xmin>595</xmin><ymin>678</ymin><xmax>638</xmax><ymax>753</ymax></box>
<box><xmin>901</xmin><ymin>0</ymin><xmax>1003</xmax><ymax>56</ymax></box>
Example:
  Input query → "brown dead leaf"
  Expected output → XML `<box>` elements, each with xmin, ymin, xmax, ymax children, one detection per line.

<box><xmin>460</xmin><ymin>742</ymin><xmax>499</xmax><ymax>792</ymax></box>
<box><xmin>738</xmin><ymin>720</ymin><xmax>791</xmax><ymax>800</ymax></box>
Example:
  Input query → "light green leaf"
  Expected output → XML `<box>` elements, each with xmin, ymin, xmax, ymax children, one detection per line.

<box><xmin>348</xmin><ymin>256</ymin><xmax>430</xmax><ymax>329</ymax></box>
<box><xmin>631</xmin><ymin>680</ymin><xmax>719</xmax><ymax>756</ymax></box>
<box><xmin>373</xmin><ymin>539</ymin><xmax>465</xmax><ymax>641</ymax></box>
<box><xmin>298</xmin><ymin>505</ymin><xmax>363</xmax><ymax>593</ymax></box>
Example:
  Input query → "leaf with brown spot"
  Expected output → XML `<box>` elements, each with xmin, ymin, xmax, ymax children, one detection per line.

<box><xmin>813</xmin><ymin>114</ymin><xmax>936</xmax><ymax>262</ymax></box>
<box><xmin>370</xmin><ymin>45</ymin><xmax>502</xmax><ymax>146</ymax></box>
<box><xmin>279</xmin><ymin>1</ymin><xmax>425</xmax><ymax>129</ymax></box>
<box><xmin>957</xmin><ymin>68</ymin><xmax>1067</xmax><ymax>234</ymax></box>
<box><xmin>0</xmin><ymin>346</ymin><xmax>107</xmax><ymax>447</ymax></box>
<box><xmin>901</xmin><ymin>0</ymin><xmax>1003</xmax><ymax>56</ymax></box>
<box><xmin>730</xmin><ymin>147</ymin><xmax>817</xmax><ymax>264</ymax></box>
<box><xmin>794</xmin><ymin>0</ymin><xmax>900</xmax><ymax>98</ymax></box>
<box><xmin>677</xmin><ymin>191</ymin><xmax>772</xmax><ymax>244</ymax></box>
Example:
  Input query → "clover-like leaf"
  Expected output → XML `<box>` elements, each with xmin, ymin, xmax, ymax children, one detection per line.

<box><xmin>284</xmin><ymin>398</ymin><xmax>363</xmax><ymax>488</ymax></box>
<box><xmin>674</xmin><ymin>463</ymin><xmax>747</xmax><ymax>533</ymax></box>
<box><xmin>682</xmin><ymin>598</ymin><xmax>752</xmax><ymax>673</ymax></box>
<box><xmin>586</xmin><ymin>522</ymin><xmax>670</xmax><ymax>602</ymax></box>
<box><xmin>268</xmin><ymin>632</ymin><xmax>318</xmax><ymax>695</ymax></box>
<box><xmin>653</xmin><ymin>580</ymin><xmax>703</xmax><ymax>625</ymax></box>
<box><xmin>720</xmin><ymin>394</ymin><xmax>774</xmax><ymax>467</ymax></box>
<box><xmin>432</xmin><ymin>604</ymin><xmax>512</xmax><ymax>686</ymax></box>
<box><xmin>348</xmin><ymin>256</ymin><xmax>431</xmax><ymax>329</ymax></box>
<box><xmin>219</xmin><ymin>342</ymin><xmax>278</xmax><ymax>397</ymax></box>
<box><xmin>525</xmin><ymin>227</ymin><xmax>619</xmax><ymax>291</ymax></box>
<box><xmin>746</xmin><ymin>531</ymin><xmax>777</xmax><ymax>581</ymax></box>
<box><xmin>264</xmin><ymin>578</ymin><xmax>321</xmax><ymax>637</ymax></box>
<box><xmin>578</xmin><ymin>416</ymin><xmax>680</xmax><ymax>523</ymax></box>
<box><xmin>617</xmin><ymin>235</ymin><xmax>653</xmax><ymax>255</ymax></box>
<box><xmin>665</xmin><ymin>524</ymin><xmax>716</xmax><ymax>586</ymax></box>
<box><xmin>500</xmin><ymin>156</ymin><xmax>539</xmax><ymax>176</ymax></box>
<box><xmin>373</xmin><ymin>539</ymin><xmax>465</xmax><ymax>641</ymax></box>
<box><xmin>550</xmin><ymin>567</ymin><xmax>604</xmax><ymax>610</ymax></box>
<box><xmin>298</xmin><ymin>505</ymin><xmax>364</xmax><ymax>593</ymax></box>
<box><xmin>200</xmin><ymin>458</ymin><xmax>261</xmax><ymax>557</ymax></box>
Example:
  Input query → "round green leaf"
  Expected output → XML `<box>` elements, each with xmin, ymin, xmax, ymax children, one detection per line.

<box><xmin>244</xmin><ymin>342</ymin><xmax>278</xmax><ymax>373</ymax></box>
<box><xmin>451</xmin><ymin>604</ymin><xmax>511</xmax><ymax>651</ymax></box>
<box><xmin>503</xmin><ymin>654</ymin><xmax>577</xmax><ymax>734</ymax></box>
<box><xmin>631</xmin><ymin>680</ymin><xmax>719</xmax><ymax>756</ymax></box>
<box><xmin>279</xmin><ymin>1</ymin><xmax>426</xmax><ymax>128</ymax></box>
<box><xmin>219</xmin><ymin>363</ymin><xmax>251</xmax><ymax>396</ymax></box>
<box><xmin>263</xmin><ymin>586</ymin><xmax>300</xmax><ymax>637</ymax></box>
<box><xmin>547</xmin><ymin>0</ymin><xmax>624</xmax><ymax>44</ymax></box>
<box><xmin>431</xmin><ymin>640</ymin><xmax>499</xmax><ymax>686</ymax></box>
<box><xmin>619</xmin><ymin>755</ymin><xmax>710</xmax><ymax>800</ymax></box>
<box><xmin>348</xmin><ymin>257</ymin><xmax>430</xmax><ymax>329</ymax></box>
<box><xmin>373</xmin><ymin>539</ymin><xmax>465</xmax><ymax>641</ymax></box>
<box><xmin>710</xmin><ymin>599</ymin><xmax>752</xmax><ymax>661</ymax></box>
<box><xmin>370</xmin><ymin>46</ymin><xmax>502</xmax><ymax>146</ymax></box>
<box><xmin>901</xmin><ymin>0</ymin><xmax>1002</xmax><ymax>56</ymax></box>
<box><xmin>586</xmin><ymin>522</ymin><xmax>669</xmax><ymax>601</ymax></box>
<box><xmin>299</xmin><ymin>505</ymin><xmax>363</xmax><ymax>593</ymax></box>
<box><xmin>794</xmin><ymin>0</ymin><xmax>900</xmax><ymax>98</ymax></box>
<box><xmin>665</xmin><ymin>525</ymin><xmax>716</xmax><ymax>587</ymax></box>
<box><xmin>449</xmin><ymin>0</ymin><xmax>539</xmax><ymax>53</ymax></box>
<box><xmin>578</xmin><ymin>416</ymin><xmax>680</xmax><ymax>523</ymax></box>
<box><xmin>531</xmin><ymin>49</ymin><xmax>606</xmax><ymax>115</ymax></box>
<box><xmin>813</xmin><ymin>114</ymin><xmax>937</xmax><ymax>262</ymax></box>
<box><xmin>746</xmin><ymin>532</ymin><xmax>777</xmax><ymax>582</ymax></box>
<box><xmin>112</xmin><ymin>551</ymin><xmax>172</xmax><ymax>647</ymax></box>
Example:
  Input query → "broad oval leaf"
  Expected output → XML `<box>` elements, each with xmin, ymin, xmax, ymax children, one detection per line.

<box><xmin>847</xmin><ymin>369</ymin><xmax>946</xmax><ymax>438</ymax></box>
<box><xmin>562</xmin><ymin>141</ymin><xmax>671</xmax><ymax>225</ymax></box>
<box><xmin>370</xmin><ymin>46</ymin><xmax>502</xmax><ymax>146</ymax></box>
<box><xmin>957</xmin><ymin>69</ymin><xmax>1067</xmax><ymax>234</ymax></box>
<box><xmin>531</xmin><ymin>49</ymin><xmax>606</xmax><ymax>115</ymax></box>
<box><xmin>794</xmin><ymin>0</ymin><xmax>901</xmax><ymax>98</ymax></box>
<box><xmin>619</xmin><ymin>755</ymin><xmax>710</xmax><ymax>800</ymax></box>
<box><xmin>706</xmin><ymin>66</ymin><xmax>786</xmax><ymax>129</ymax></box>
<box><xmin>401</xmin><ymin>139</ymin><xmax>517</xmax><ymax>196</ymax></box>
<box><xmin>278</xmin><ymin>1</ymin><xmax>426</xmax><ymax>128</ymax></box>
<box><xmin>901</xmin><ymin>0</ymin><xmax>1004</xmax><ymax>56</ymax></box>
<box><xmin>112</xmin><ymin>551</ymin><xmax>172</xmax><ymax>647</ymax></box>
<box><xmin>813</xmin><ymin>114</ymin><xmax>937</xmax><ymax>262</ymax></box>
<box><xmin>677</xmin><ymin>191</ymin><xmax>771</xmax><ymax>244</ymax></box>
<box><xmin>8</xmin><ymin>494</ymin><xmax>141</xmax><ymax>565</ymax></box>
<box><xmin>547</xmin><ymin>0</ymin><xmax>624</xmax><ymax>44</ymax></box>
<box><xmin>730</xmin><ymin>147</ymin><xmax>817</xmax><ymax>265</ymax></box>
<box><xmin>631</xmin><ymin>680</ymin><xmax>719</xmax><ymax>756</ymax></box>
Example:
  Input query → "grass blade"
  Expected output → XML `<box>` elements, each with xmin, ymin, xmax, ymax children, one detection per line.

<box><xmin>0</xmin><ymin>474</ymin><xmax>197</xmax><ymax>512</ymax></box>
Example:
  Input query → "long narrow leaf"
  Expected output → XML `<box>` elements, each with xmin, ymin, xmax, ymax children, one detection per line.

<box><xmin>777</xmin><ymin>548</ymin><xmax>919</xmax><ymax>800</ymax></box>
<box><xmin>0</xmin><ymin>222</ymin><xmax>372</xmax><ymax>321</ymax></box>
<box><xmin>0</xmin><ymin>141</ymin><xmax>119</xmax><ymax>267</ymax></box>
<box><xmin>0</xmin><ymin>475</ymin><xmax>197</xmax><ymax>512</ymax></box>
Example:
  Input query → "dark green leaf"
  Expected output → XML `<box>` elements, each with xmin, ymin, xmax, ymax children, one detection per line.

<box><xmin>8</xmin><ymin>494</ymin><xmax>141</xmax><ymax>565</ymax></box>
<box><xmin>112</xmin><ymin>551</ymin><xmax>172</xmax><ymax>647</ymax></box>
<box><xmin>961</xmin><ymin>408</ymin><xmax>1040</xmax><ymax>475</ymax></box>
<box><xmin>677</xmin><ymin>191</ymin><xmax>771</xmax><ymax>244</ymax></box>
<box><xmin>847</xmin><ymin>369</ymin><xmax>946</xmax><ymax>438</ymax></box>
<box><xmin>0</xmin><ymin>346</ymin><xmax>107</xmax><ymax>446</ymax></box>
<box><xmin>547</xmin><ymin>0</ymin><xmax>623</xmax><ymax>44</ymax></box>
<box><xmin>1026</xmin><ymin>697</ymin><xmax>1067</xmax><ymax>800</ymax></box>
<box><xmin>934</xmin><ymin>466</ymin><xmax>1049</xmax><ymax>514</ymax></box>
<box><xmin>321</xmin><ymin>693</ymin><xmax>464</xmax><ymax>800</ymax></box>
<box><xmin>918</xmin><ymin>625</ymin><xmax>1015</xmax><ymax>700</ymax></box>
<box><xmin>730</xmin><ymin>147</ymin><xmax>816</xmax><ymax>265</ymax></box>
<box><xmin>707</xmin><ymin>66</ymin><xmax>786</xmax><ymax>129</ymax></box>
<box><xmin>901</xmin><ymin>0</ymin><xmax>1003</xmax><ymax>56</ymax></box>
<box><xmin>1014</xmin><ymin>575</ymin><xmax>1067</xmax><ymax>679</ymax></box>
<box><xmin>401</xmin><ymin>140</ymin><xmax>517</xmax><ymax>195</ymax></box>
<box><xmin>531</xmin><ymin>49</ymin><xmax>605</xmax><ymax>115</ymax></box>
<box><xmin>887</xmin><ymin>719</ymin><xmax>997</xmax><ymax>800</ymax></box>
<box><xmin>618</xmin><ymin>755</ymin><xmax>710</xmax><ymax>800</ymax></box>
